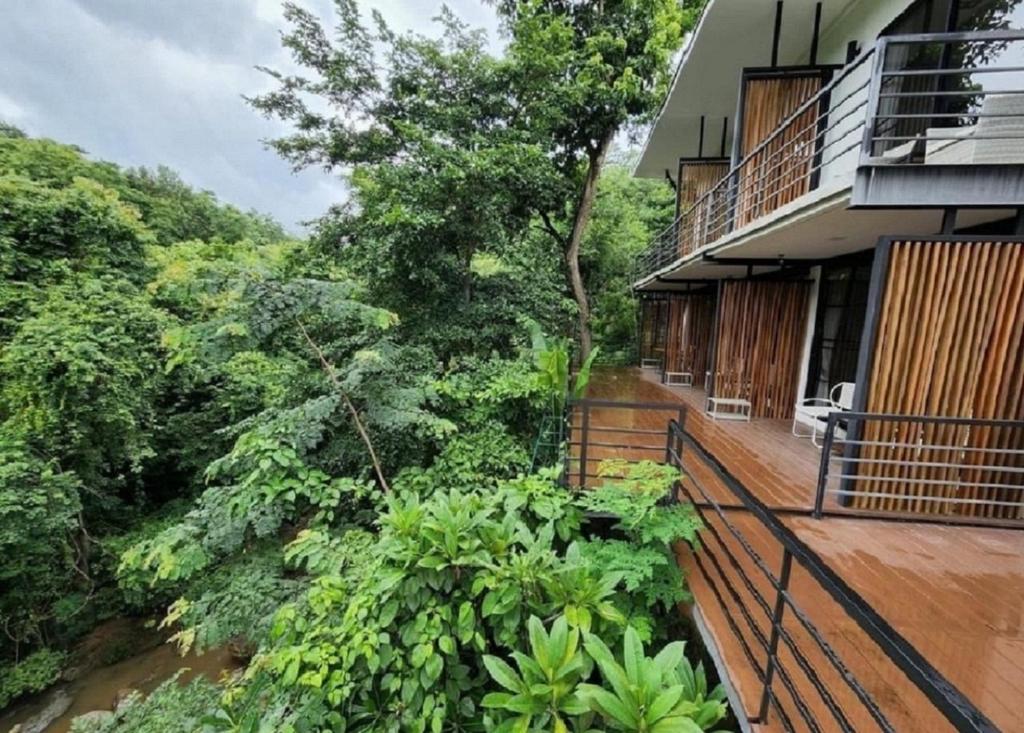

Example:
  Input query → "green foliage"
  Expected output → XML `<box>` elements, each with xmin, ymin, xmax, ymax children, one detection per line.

<box><xmin>578</xmin><ymin>627</ymin><xmax>728</xmax><ymax>732</ymax></box>
<box><xmin>576</xmin><ymin>461</ymin><xmax>703</xmax><ymax>639</ymax></box>
<box><xmin>0</xmin><ymin>276</ymin><xmax>168</xmax><ymax>492</ymax></box>
<box><xmin>69</xmin><ymin>673</ymin><xmax>221</xmax><ymax>733</ymax></box>
<box><xmin>483</xmin><ymin>619</ymin><xmax>728</xmax><ymax>733</ymax></box>
<box><xmin>0</xmin><ymin>648</ymin><xmax>67</xmax><ymax>708</ymax></box>
<box><xmin>529</xmin><ymin>320</ymin><xmax>600</xmax><ymax>416</ymax></box>
<box><xmin>0</xmin><ymin>10</ymin><xmax>725</xmax><ymax>731</ymax></box>
<box><xmin>482</xmin><ymin>615</ymin><xmax>591</xmax><ymax>732</ymax></box>
<box><xmin>582</xmin><ymin>162</ymin><xmax>676</xmax><ymax>362</ymax></box>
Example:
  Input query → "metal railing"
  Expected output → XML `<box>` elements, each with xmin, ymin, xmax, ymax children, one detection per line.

<box><xmin>634</xmin><ymin>48</ymin><xmax>877</xmax><ymax>283</ymax></box>
<box><xmin>814</xmin><ymin>412</ymin><xmax>1024</xmax><ymax>526</ymax></box>
<box><xmin>666</xmin><ymin>417</ymin><xmax>999</xmax><ymax>732</ymax></box>
<box><xmin>564</xmin><ymin>399</ymin><xmax>685</xmax><ymax>488</ymax></box>
<box><xmin>862</xmin><ymin>31</ymin><xmax>1024</xmax><ymax>165</ymax></box>
<box><xmin>634</xmin><ymin>29</ymin><xmax>1024</xmax><ymax>285</ymax></box>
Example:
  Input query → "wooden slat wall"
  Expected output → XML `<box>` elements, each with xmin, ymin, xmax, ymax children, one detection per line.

<box><xmin>713</xmin><ymin>281</ymin><xmax>811</xmax><ymax>419</ymax></box>
<box><xmin>736</xmin><ymin>74</ymin><xmax>822</xmax><ymax>228</ymax></box>
<box><xmin>640</xmin><ymin>299</ymin><xmax>670</xmax><ymax>362</ymax></box>
<box><xmin>856</xmin><ymin>240</ymin><xmax>1024</xmax><ymax>518</ymax></box>
<box><xmin>664</xmin><ymin>294</ymin><xmax>716</xmax><ymax>387</ymax></box>
<box><xmin>677</xmin><ymin>160</ymin><xmax>729</xmax><ymax>256</ymax></box>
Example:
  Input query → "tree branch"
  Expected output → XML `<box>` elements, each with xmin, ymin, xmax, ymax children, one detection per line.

<box><xmin>296</xmin><ymin>319</ymin><xmax>391</xmax><ymax>493</ymax></box>
<box><xmin>538</xmin><ymin>209</ymin><xmax>567</xmax><ymax>248</ymax></box>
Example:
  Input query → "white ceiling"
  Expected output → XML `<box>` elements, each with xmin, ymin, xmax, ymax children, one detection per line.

<box><xmin>635</xmin><ymin>0</ymin><xmax>863</xmax><ymax>178</ymax></box>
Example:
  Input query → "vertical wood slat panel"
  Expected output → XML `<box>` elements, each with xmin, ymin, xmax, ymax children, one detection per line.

<box><xmin>677</xmin><ymin>161</ymin><xmax>729</xmax><ymax>256</ymax></box>
<box><xmin>856</xmin><ymin>240</ymin><xmax>1024</xmax><ymax>517</ymax></box>
<box><xmin>713</xmin><ymin>281</ymin><xmax>811</xmax><ymax>419</ymax></box>
<box><xmin>640</xmin><ymin>299</ymin><xmax>670</xmax><ymax>362</ymax></box>
<box><xmin>736</xmin><ymin>75</ymin><xmax>823</xmax><ymax>228</ymax></box>
<box><xmin>664</xmin><ymin>294</ymin><xmax>715</xmax><ymax>387</ymax></box>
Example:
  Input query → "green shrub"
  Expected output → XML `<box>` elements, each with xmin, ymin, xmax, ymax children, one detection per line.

<box><xmin>0</xmin><ymin>648</ymin><xmax>67</xmax><ymax>708</ymax></box>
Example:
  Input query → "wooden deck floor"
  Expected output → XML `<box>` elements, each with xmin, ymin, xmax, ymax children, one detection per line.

<box><xmin>582</xmin><ymin>367</ymin><xmax>1024</xmax><ymax>733</ymax></box>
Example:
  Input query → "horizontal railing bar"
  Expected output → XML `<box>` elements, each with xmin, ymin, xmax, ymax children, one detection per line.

<box><xmin>838</xmin><ymin>413</ymin><xmax>1024</xmax><ymax>427</ymax></box>
<box><xmin>834</xmin><ymin>439</ymin><xmax>1021</xmax><ymax>453</ymax></box>
<box><xmin>882</xmin><ymin>29</ymin><xmax>1024</xmax><ymax>43</ymax></box>
<box><xmin>584</xmin><ymin>426</ymin><xmax>667</xmax><ymax>436</ymax></box>
<box><xmin>833</xmin><ymin>474</ymin><xmax>1024</xmax><ymax>490</ymax></box>
<box><xmin>871</xmin><ymin>133</ymin><xmax>1024</xmax><ymax>142</ymax></box>
<box><xmin>880</xmin><ymin>65</ymin><xmax>1024</xmax><ymax>77</ymax></box>
<box><xmin>873</xmin><ymin>111</ymin><xmax>1024</xmax><ymax>119</ymax></box>
<box><xmin>566</xmin><ymin>441</ymin><xmax>665</xmax><ymax>452</ymax></box>
<box><xmin>571</xmin><ymin>399</ymin><xmax>686</xmax><ymax>411</ymax></box>
<box><xmin>879</xmin><ymin>88</ymin><xmax>1024</xmax><ymax>98</ymax></box>
<box><xmin>826</xmin><ymin>489</ymin><xmax>1024</xmax><ymax>508</ymax></box>
<box><xmin>833</xmin><ymin>457</ymin><xmax>1024</xmax><ymax>472</ymax></box>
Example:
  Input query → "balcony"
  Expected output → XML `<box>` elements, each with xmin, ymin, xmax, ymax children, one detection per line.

<box><xmin>634</xmin><ymin>30</ymin><xmax>1024</xmax><ymax>288</ymax></box>
<box><xmin>571</xmin><ymin>367</ymin><xmax>1024</xmax><ymax>732</ymax></box>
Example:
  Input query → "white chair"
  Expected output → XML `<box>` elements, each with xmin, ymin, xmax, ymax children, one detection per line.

<box><xmin>792</xmin><ymin>382</ymin><xmax>855</xmax><ymax>447</ymax></box>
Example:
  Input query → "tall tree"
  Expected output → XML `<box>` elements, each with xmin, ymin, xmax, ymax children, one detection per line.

<box><xmin>491</xmin><ymin>0</ymin><xmax>699</xmax><ymax>357</ymax></box>
<box><xmin>249</xmin><ymin>2</ymin><xmax>567</xmax><ymax>359</ymax></box>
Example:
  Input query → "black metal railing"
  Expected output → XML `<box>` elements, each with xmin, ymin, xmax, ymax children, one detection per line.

<box><xmin>666</xmin><ymin>417</ymin><xmax>999</xmax><ymax>733</ymax></box>
<box><xmin>633</xmin><ymin>30</ymin><xmax>1024</xmax><ymax>286</ymax></box>
<box><xmin>564</xmin><ymin>399</ymin><xmax>685</xmax><ymax>488</ymax></box>
<box><xmin>633</xmin><ymin>48</ymin><xmax>877</xmax><ymax>283</ymax></box>
<box><xmin>814</xmin><ymin>412</ymin><xmax>1024</xmax><ymax>526</ymax></box>
<box><xmin>862</xmin><ymin>30</ymin><xmax>1024</xmax><ymax>165</ymax></box>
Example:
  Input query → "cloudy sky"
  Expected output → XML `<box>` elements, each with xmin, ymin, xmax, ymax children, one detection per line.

<box><xmin>0</xmin><ymin>0</ymin><xmax>501</xmax><ymax>232</ymax></box>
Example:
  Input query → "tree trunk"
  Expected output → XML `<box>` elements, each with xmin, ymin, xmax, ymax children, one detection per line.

<box><xmin>565</xmin><ymin>131</ymin><xmax>614</xmax><ymax>360</ymax></box>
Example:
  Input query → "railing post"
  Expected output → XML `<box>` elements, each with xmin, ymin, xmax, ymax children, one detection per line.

<box><xmin>859</xmin><ymin>40</ymin><xmax>886</xmax><ymax>164</ymax></box>
<box><xmin>814</xmin><ymin>413</ymin><xmax>837</xmax><ymax>518</ymax></box>
<box><xmin>759</xmin><ymin>549</ymin><xmax>793</xmax><ymax>723</ymax></box>
<box><xmin>561</xmin><ymin>401</ymin><xmax>573</xmax><ymax>488</ymax></box>
<box><xmin>578</xmin><ymin>402</ymin><xmax>590</xmax><ymax>488</ymax></box>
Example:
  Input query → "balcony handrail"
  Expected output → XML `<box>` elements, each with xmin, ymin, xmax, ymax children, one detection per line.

<box><xmin>813</xmin><ymin>411</ymin><xmax>1024</xmax><ymax>526</ymax></box>
<box><xmin>634</xmin><ymin>28</ymin><xmax>1024</xmax><ymax>286</ymax></box>
<box><xmin>862</xmin><ymin>30</ymin><xmax>1024</xmax><ymax>165</ymax></box>
<box><xmin>634</xmin><ymin>43</ymin><xmax>878</xmax><ymax>282</ymax></box>
<box><xmin>666</xmin><ymin>417</ymin><xmax>1000</xmax><ymax>732</ymax></box>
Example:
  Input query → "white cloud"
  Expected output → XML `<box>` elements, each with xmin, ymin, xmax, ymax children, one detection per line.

<box><xmin>0</xmin><ymin>90</ymin><xmax>28</xmax><ymax>122</ymax></box>
<box><xmin>0</xmin><ymin>0</ymin><xmax>501</xmax><ymax>232</ymax></box>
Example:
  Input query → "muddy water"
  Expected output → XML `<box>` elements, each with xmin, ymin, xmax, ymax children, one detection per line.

<box><xmin>0</xmin><ymin>639</ymin><xmax>239</xmax><ymax>733</ymax></box>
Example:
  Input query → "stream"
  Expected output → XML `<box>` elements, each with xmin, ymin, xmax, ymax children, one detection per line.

<box><xmin>0</xmin><ymin>621</ymin><xmax>240</xmax><ymax>733</ymax></box>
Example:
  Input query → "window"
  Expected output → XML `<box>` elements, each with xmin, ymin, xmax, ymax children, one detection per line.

<box><xmin>805</xmin><ymin>252</ymin><xmax>874</xmax><ymax>400</ymax></box>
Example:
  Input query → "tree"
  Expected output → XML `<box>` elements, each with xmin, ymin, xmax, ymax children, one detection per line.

<box><xmin>582</xmin><ymin>159</ymin><xmax>675</xmax><ymax>361</ymax></box>
<box><xmin>250</xmin><ymin>2</ymin><xmax>570</xmax><ymax>360</ymax></box>
<box><xmin>490</xmin><ymin>0</ymin><xmax>699</xmax><ymax>358</ymax></box>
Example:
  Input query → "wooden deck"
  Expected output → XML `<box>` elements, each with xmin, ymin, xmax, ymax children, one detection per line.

<box><xmin>582</xmin><ymin>367</ymin><xmax>1024</xmax><ymax>733</ymax></box>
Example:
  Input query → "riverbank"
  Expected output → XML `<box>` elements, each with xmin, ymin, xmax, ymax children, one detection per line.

<box><xmin>0</xmin><ymin>619</ymin><xmax>238</xmax><ymax>733</ymax></box>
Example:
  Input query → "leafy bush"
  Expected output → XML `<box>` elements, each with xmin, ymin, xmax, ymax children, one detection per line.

<box><xmin>0</xmin><ymin>648</ymin><xmax>67</xmax><ymax>708</ymax></box>
<box><xmin>483</xmin><ymin>617</ymin><xmax>729</xmax><ymax>733</ymax></box>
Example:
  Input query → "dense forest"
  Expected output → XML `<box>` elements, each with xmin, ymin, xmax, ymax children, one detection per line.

<box><xmin>0</xmin><ymin>1</ymin><xmax>724</xmax><ymax>732</ymax></box>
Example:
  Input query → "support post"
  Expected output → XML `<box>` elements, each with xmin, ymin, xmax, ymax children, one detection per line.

<box><xmin>578</xmin><ymin>402</ymin><xmax>590</xmax><ymax>488</ymax></box>
<box><xmin>813</xmin><ymin>413</ymin><xmax>837</xmax><ymax>518</ymax></box>
<box><xmin>771</xmin><ymin>1</ymin><xmax>784</xmax><ymax>68</ymax></box>
<box><xmin>759</xmin><ymin>550</ymin><xmax>793</xmax><ymax>722</ymax></box>
<box><xmin>844</xmin><ymin>238</ymin><xmax>893</xmax><ymax>504</ymax></box>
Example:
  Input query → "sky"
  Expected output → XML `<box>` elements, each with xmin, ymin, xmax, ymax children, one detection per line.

<box><xmin>0</xmin><ymin>0</ymin><xmax>502</xmax><ymax>233</ymax></box>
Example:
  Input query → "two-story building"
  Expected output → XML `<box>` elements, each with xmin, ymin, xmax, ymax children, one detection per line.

<box><xmin>577</xmin><ymin>1</ymin><xmax>1024</xmax><ymax>731</ymax></box>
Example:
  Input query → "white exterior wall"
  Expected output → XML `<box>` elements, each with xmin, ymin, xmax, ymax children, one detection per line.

<box><xmin>807</xmin><ymin>1</ymin><xmax>916</xmax><ymax>190</ymax></box>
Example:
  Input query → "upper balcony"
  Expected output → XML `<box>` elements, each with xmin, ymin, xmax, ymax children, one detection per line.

<box><xmin>634</xmin><ymin>30</ymin><xmax>1024</xmax><ymax>289</ymax></box>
